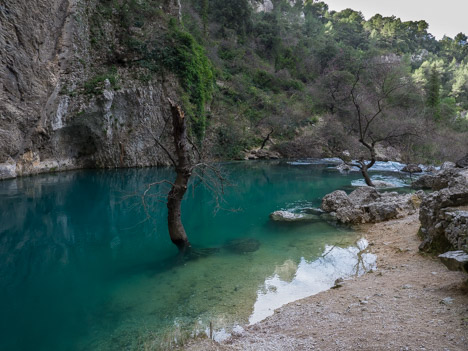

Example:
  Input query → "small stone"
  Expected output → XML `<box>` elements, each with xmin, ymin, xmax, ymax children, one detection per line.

<box><xmin>402</xmin><ymin>284</ymin><xmax>413</xmax><ymax>289</ymax></box>
<box><xmin>440</xmin><ymin>297</ymin><xmax>454</xmax><ymax>305</ymax></box>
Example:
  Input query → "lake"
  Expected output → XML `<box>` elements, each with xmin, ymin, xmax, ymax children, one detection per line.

<box><xmin>0</xmin><ymin>160</ymin><xmax>407</xmax><ymax>350</ymax></box>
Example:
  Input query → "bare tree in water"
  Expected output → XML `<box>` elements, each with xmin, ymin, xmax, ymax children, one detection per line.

<box><xmin>142</xmin><ymin>98</ymin><xmax>228</xmax><ymax>254</ymax></box>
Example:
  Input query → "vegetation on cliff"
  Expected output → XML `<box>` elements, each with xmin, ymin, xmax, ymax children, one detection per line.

<box><xmin>82</xmin><ymin>0</ymin><xmax>468</xmax><ymax>163</ymax></box>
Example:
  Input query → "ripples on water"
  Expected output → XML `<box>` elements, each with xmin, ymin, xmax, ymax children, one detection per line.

<box><xmin>0</xmin><ymin>160</ymin><xmax>405</xmax><ymax>350</ymax></box>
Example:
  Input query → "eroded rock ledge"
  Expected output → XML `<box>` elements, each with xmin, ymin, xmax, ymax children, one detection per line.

<box><xmin>321</xmin><ymin>187</ymin><xmax>421</xmax><ymax>224</ymax></box>
<box><xmin>416</xmin><ymin>166</ymin><xmax>468</xmax><ymax>254</ymax></box>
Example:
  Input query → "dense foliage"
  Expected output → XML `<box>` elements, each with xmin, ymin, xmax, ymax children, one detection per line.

<box><xmin>182</xmin><ymin>0</ymin><xmax>468</xmax><ymax>162</ymax></box>
<box><xmin>88</xmin><ymin>0</ymin><xmax>214</xmax><ymax>140</ymax></box>
<box><xmin>87</xmin><ymin>0</ymin><xmax>467</xmax><ymax>162</ymax></box>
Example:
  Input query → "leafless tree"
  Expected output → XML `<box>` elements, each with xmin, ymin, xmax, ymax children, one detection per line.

<box><xmin>324</xmin><ymin>58</ymin><xmax>420</xmax><ymax>186</ymax></box>
<box><xmin>144</xmin><ymin>98</ymin><xmax>230</xmax><ymax>254</ymax></box>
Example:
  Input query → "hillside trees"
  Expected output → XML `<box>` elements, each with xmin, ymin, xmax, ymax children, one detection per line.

<box><xmin>181</xmin><ymin>0</ymin><xmax>468</xmax><ymax>162</ymax></box>
<box><xmin>322</xmin><ymin>57</ymin><xmax>420</xmax><ymax>186</ymax></box>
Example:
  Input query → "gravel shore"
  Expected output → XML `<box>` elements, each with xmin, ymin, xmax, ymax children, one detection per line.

<box><xmin>184</xmin><ymin>212</ymin><xmax>468</xmax><ymax>351</ymax></box>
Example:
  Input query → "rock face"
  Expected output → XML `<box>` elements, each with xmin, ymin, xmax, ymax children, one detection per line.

<box><xmin>374</xmin><ymin>144</ymin><xmax>401</xmax><ymax>162</ymax></box>
<box><xmin>418</xmin><ymin>168</ymin><xmax>468</xmax><ymax>253</ymax></box>
<box><xmin>0</xmin><ymin>0</ymin><xmax>181</xmax><ymax>180</ymax></box>
<box><xmin>412</xmin><ymin>168</ymin><xmax>468</xmax><ymax>191</ymax></box>
<box><xmin>321</xmin><ymin>187</ymin><xmax>421</xmax><ymax>224</ymax></box>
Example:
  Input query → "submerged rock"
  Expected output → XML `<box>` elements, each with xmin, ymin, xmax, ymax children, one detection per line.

<box><xmin>224</xmin><ymin>238</ymin><xmax>261</xmax><ymax>254</ymax></box>
<box><xmin>269</xmin><ymin>210</ymin><xmax>320</xmax><ymax>222</ymax></box>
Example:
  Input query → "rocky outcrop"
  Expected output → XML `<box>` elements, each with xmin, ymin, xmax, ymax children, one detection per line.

<box><xmin>412</xmin><ymin>167</ymin><xmax>468</xmax><ymax>191</ymax></box>
<box><xmin>321</xmin><ymin>187</ymin><xmax>421</xmax><ymax>224</ymax></box>
<box><xmin>418</xmin><ymin>168</ymin><xmax>468</xmax><ymax>253</ymax></box>
<box><xmin>441</xmin><ymin>161</ymin><xmax>456</xmax><ymax>170</ymax></box>
<box><xmin>439</xmin><ymin>251</ymin><xmax>468</xmax><ymax>273</ymax></box>
<box><xmin>0</xmin><ymin>0</ymin><xmax>181</xmax><ymax>180</ymax></box>
<box><xmin>243</xmin><ymin>148</ymin><xmax>281</xmax><ymax>160</ymax></box>
<box><xmin>321</xmin><ymin>190</ymin><xmax>352</xmax><ymax>212</ymax></box>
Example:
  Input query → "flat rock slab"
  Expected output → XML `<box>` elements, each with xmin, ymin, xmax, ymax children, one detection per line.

<box><xmin>439</xmin><ymin>250</ymin><xmax>468</xmax><ymax>273</ymax></box>
<box><xmin>269</xmin><ymin>210</ymin><xmax>320</xmax><ymax>222</ymax></box>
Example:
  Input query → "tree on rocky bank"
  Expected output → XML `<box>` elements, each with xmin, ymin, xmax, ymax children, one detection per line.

<box><xmin>322</xmin><ymin>57</ymin><xmax>420</xmax><ymax>186</ymax></box>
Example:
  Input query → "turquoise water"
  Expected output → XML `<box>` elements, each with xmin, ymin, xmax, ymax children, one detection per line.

<box><xmin>0</xmin><ymin>160</ymin><xmax>392</xmax><ymax>350</ymax></box>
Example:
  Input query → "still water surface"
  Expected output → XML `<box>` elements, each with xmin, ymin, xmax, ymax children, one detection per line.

<box><xmin>0</xmin><ymin>160</ymin><xmax>395</xmax><ymax>350</ymax></box>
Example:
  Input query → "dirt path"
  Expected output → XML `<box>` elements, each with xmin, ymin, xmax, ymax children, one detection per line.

<box><xmin>183</xmin><ymin>213</ymin><xmax>468</xmax><ymax>351</ymax></box>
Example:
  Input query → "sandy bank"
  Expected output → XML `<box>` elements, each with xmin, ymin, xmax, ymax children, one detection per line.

<box><xmin>183</xmin><ymin>212</ymin><xmax>468</xmax><ymax>351</ymax></box>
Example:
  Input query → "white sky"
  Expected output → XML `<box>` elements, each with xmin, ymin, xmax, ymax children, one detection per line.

<box><xmin>323</xmin><ymin>0</ymin><xmax>467</xmax><ymax>39</ymax></box>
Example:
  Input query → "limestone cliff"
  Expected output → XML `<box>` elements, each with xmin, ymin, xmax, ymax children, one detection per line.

<box><xmin>0</xmin><ymin>0</ymin><xmax>182</xmax><ymax>180</ymax></box>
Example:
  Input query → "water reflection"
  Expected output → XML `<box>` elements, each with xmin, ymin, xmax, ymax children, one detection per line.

<box><xmin>249</xmin><ymin>238</ymin><xmax>376</xmax><ymax>324</ymax></box>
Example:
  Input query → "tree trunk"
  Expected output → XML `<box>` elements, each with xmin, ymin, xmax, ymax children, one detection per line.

<box><xmin>167</xmin><ymin>100</ymin><xmax>192</xmax><ymax>252</ymax></box>
<box><xmin>361</xmin><ymin>165</ymin><xmax>374</xmax><ymax>187</ymax></box>
<box><xmin>260</xmin><ymin>129</ymin><xmax>274</xmax><ymax>149</ymax></box>
<box><xmin>358</xmin><ymin>140</ymin><xmax>376</xmax><ymax>187</ymax></box>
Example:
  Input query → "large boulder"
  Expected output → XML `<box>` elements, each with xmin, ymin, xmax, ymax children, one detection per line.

<box><xmin>418</xmin><ymin>170</ymin><xmax>468</xmax><ymax>252</ymax></box>
<box><xmin>321</xmin><ymin>187</ymin><xmax>421</xmax><ymax>224</ymax></box>
<box><xmin>441</xmin><ymin>161</ymin><xmax>456</xmax><ymax>170</ymax></box>
<box><xmin>348</xmin><ymin>187</ymin><xmax>381</xmax><ymax>204</ymax></box>
<box><xmin>321</xmin><ymin>190</ymin><xmax>352</xmax><ymax>212</ymax></box>
<box><xmin>0</xmin><ymin>159</ymin><xmax>16</xmax><ymax>180</ymax></box>
<box><xmin>412</xmin><ymin>167</ymin><xmax>468</xmax><ymax>190</ymax></box>
<box><xmin>438</xmin><ymin>251</ymin><xmax>468</xmax><ymax>273</ymax></box>
<box><xmin>456</xmin><ymin>154</ymin><xmax>468</xmax><ymax>168</ymax></box>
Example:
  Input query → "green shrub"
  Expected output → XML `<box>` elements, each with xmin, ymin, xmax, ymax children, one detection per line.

<box><xmin>83</xmin><ymin>67</ymin><xmax>120</xmax><ymax>95</ymax></box>
<box><xmin>159</xmin><ymin>20</ymin><xmax>215</xmax><ymax>140</ymax></box>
